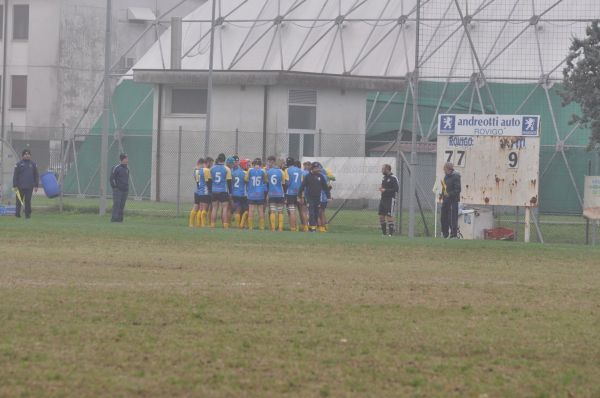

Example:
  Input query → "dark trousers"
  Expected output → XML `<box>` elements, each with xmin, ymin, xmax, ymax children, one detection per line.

<box><xmin>441</xmin><ymin>200</ymin><xmax>459</xmax><ymax>238</ymax></box>
<box><xmin>15</xmin><ymin>188</ymin><xmax>33</xmax><ymax>218</ymax></box>
<box><xmin>111</xmin><ymin>189</ymin><xmax>128</xmax><ymax>222</ymax></box>
<box><xmin>307</xmin><ymin>196</ymin><xmax>320</xmax><ymax>228</ymax></box>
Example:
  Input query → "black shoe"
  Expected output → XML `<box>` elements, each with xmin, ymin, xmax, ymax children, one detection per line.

<box><xmin>15</xmin><ymin>214</ymin><xmax>21</xmax><ymax>218</ymax></box>
<box><xmin>25</xmin><ymin>215</ymin><xmax>31</xmax><ymax>219</ymax></box>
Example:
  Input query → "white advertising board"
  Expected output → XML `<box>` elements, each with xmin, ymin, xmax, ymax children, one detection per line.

<box><xmin>583</xmin><ymin>176</ymin><xmax>600</xmax><ymax>220</ymax></box>
<box><xmin>302</xmin><ymin>157</ymin><xmax>396</xmax><ymax>200</ymax></box>
<box><xmin>436</xmin><ymin>114</ymin><xmax>540</xmax><ymax>207</ymax></box>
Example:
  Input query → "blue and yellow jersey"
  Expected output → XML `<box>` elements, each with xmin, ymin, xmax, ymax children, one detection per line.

<box><xmin>194</xmin><ymin>167</ymin><xmax>211</xmax><ymax>195</ymax></box>
<box><xmin>210</xmin><ymin>164</ymin><xmax>232</xmax><ymax>193</ymax></box>
<box><xmin>285</xmin><ymin>166</ymin><xmax>303</xmax><ymax>196</ymax></box>
<box><xmin>231</xmin><ymin>167</ymin><xmax>247</xmax><ymax>197</ymax></box>
<box><xmin>246</xmin><ymin>168</ymin><xmax>267</xmax><ymax>200</ymax></box>
<box><xmin>267</xmin><ymin>167</ymin><xmax>285</xmax><ymax>198</ymax></box>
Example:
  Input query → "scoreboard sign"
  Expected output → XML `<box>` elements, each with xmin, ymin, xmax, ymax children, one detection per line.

<box><xmin>435</xmin><ymin>114</ymin><xmax>540</xmax><ymax>207</ymax></box>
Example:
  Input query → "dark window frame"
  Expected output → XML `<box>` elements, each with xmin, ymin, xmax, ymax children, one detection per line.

<box><xmin>12</xmin><ymin>4</ymin><xmax>29</xmax><ymax>41</ymax></box>
<box><xmin>170</xmin><ymin>88</ymin><xmax>208</xmax><ymax>115</ymax></box>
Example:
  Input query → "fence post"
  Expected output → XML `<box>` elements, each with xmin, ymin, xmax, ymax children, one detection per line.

<box><xmin>318</xmin><ymin>129</ymin><xmax>322</xmax><ymax>156</ymax></box>
<box><xmin>235</xmin><ymin>128</ymin><xmax>239</xmax><ymax>154</ymax></box>
<box><xmin>176</xmin><ymin>126</ymin><xmax>182</xmax><ymax>217</ymax></box>
<box><xmin>59</xmin><ymin>124</ymin><xmax>66</xmax><ymax>213</ymax></box>
<box><xmin>398</xmin><ymin>156</ymin><xmax>404</xmax><ymax>236</ymax></box>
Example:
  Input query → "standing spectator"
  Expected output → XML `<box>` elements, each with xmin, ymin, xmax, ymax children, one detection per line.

<box><xmin>110</xmin><ymin>153</ymin><xmax>130</xmax><ymax>222</ymax></box>
<box><xmin>12</xmin><ymin>149</ymin><xmax>39</xmax><ymax>219</ymax></box>
<box><xmin>299</xmin><ymin>162</ymin><xmax>331</xmax><ymax>232</ymax></box>
<box><xmin>378</xmin><ymin>164</ymin><xmax>399</xmax><ymax>236</ymax></box>
<box><xmin>441</xmin><ymin>162</ymin><xmax>461</xmax><ymax>238</ymax></box>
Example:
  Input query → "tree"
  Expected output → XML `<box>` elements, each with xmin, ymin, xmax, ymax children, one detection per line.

<box><xmin>561</xmin><ymin>20</ymin><xmax>600</xmax><ymax>149</ymax></box>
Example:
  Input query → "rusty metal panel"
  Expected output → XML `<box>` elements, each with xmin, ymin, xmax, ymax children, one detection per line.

<box><xmin>435</xmin><ymin>114</ymin><xmax>540</xmax><ymax>207</ymax></box>
<box><xmin>583</xmin><ymin>176</ymin><xmax>600</xmax><ymax>219</ymax></box>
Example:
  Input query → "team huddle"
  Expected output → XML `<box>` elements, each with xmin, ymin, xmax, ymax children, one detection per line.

<box><xmin>189</xmin><ymin>153</ymin><xmax>334</xmax><ymax>232</ymax></box>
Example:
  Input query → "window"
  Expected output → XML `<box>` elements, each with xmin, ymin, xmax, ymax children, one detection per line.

<box><xmin>11</xmin><ymin>75</ymin><xmax>27</xmax><ymax>109</ymax></box>
<box><xmin>288</xmin><ymin>89</ymin><xmax>317</xmax><ymax>130</ymax></box>
<box><xmin>288</xmin><ymin>133</ymin><xmax>314</xmax><ymax>159</ymax></box>
<box><xmin>170</xmin><ymin>89</ymin><xmax>207</xmax><ymax>114</ymax></box>
<box><xmin>13</xmin><ymin>4</ymin><xmax>29</xmax><ymax>40</ymax></box>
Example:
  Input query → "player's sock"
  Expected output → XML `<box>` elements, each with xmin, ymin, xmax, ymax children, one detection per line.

<box><xmin>201</xmin><ymin>211</ymin><xmax>208</xmax><ymax>227</ymax></box>
<box><xmin>388</xmin><ymin>222</ymin><xmax>395</xmax><ymax>235</ymax></box>
<box><xmin>278</xmin><ymin>214</ymin><xmax>284</xmax><ymax>231</ymax></box>
<box><xmin>189</xmin><ymin>210</ymin><xmax>197</xmax><ymax>227</ymax></box>
<box><xmin>241</xmin><ymin>212</ymin><xmax>248</xmax><ymax>228</ymax></box>
<box><xmin>248</xmin><ymin>216</ymin><xmax>254</xmax><ymax>230</ymax></box>
<box><xmin>303</xmin><ymin>224</ymin><xmax>309</xmax><ymax>232</ymax></box>
<box><xmin>234</xmin><ymin>213</ymin><xmax>241</xmax><ymax>227</ymax></box>
<box><xmin>381</xmin><ymin>222</ymin><xmax>387</xmax><ymax>235</ymax></box>
<box><xmin>259</xmin><ymin>217</ymin><xmax>265</xmax><ymax>230</ymax></box>
<box><xmin>318</xmin><ymin>226</ymin><xmax>326</xmax><ymax>232</ymax></box>
<box><xmin>196</xmin><ymin>211</ymin><xmax>203</xmax><ymax>227</ymax></box>
<box><xmin>269</xmin><ymin>213</ymin><xmax>276</xmax><ymax>231</ymax></box>
<box><xmin>223</xmin><ymin>223</ymin><xmax>230</xmax><ymax>229</ymax></box>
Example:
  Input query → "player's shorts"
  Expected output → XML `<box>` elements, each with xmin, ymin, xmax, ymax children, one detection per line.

<box><xmin>195</xmin><ymin>194</ymin><xmax>211</xmax><ymax>204</ymax></box>
<box><xmin>232</xmin><ymin>196</ymin><xmax>247</xmax><ymax>212</ymax></box>
<box><xmin>320</xmin><ymin>201</ymin><xmax>328</xmax><ymax>209</ymax></box>
<box><xmin>211</xmin><ymin>192</ymin><xmax>230</xmax><ymax>202</ymax></box>
<box><xmin>269</xmin><ymin>197</ymin><xmax>285</xmax><ymax>204</ymax></box>
<box><xmin>248</xmin><ymin>199</ymin><xmax>265</xmax><ymax>205</ymax></box>
<box><xmin>378</xmin><ymin>197</ymin><xmax>396</xmax><ymax>217</ymax></box>
<box><xmin>286</xmin><ymin>195</ymin><xmax>298</xmax><ymax>206</ymax></box>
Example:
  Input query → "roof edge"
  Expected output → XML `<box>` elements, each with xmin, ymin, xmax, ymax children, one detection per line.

<box><xmin>133</xmin><ymin>69</ymin><xmax>405</xmax><ymax>91</ymax></box>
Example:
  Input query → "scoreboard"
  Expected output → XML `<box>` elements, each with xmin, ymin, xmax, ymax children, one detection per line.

<box><xmin>435</xmin><ymin>114</ymin><xmax>540</xmax><ymax>207</ymax></box>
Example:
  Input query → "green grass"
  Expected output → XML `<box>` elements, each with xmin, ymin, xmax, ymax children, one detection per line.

<box><xmin>0</xmin><ymin>213</ymin><xmax>599</xmax><ymax>397</ymax></box>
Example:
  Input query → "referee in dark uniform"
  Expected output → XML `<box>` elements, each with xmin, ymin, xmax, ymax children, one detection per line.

<box><xmin>378</xmin><ymin>164</ymin><xmax>399</xmax><ymax>236</ymax></box>
<box><xmin>110</xmin><ymin>153</ymin><xmax>130</xmax><ymax>222</ymax></box>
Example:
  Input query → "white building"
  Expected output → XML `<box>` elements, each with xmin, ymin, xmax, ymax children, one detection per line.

<box><xmin>0</xmin><ymin>0</ymin><xmax>203</xmax><ymax>166</ymax></box>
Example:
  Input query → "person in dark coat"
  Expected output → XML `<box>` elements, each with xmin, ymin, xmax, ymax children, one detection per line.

<box><xmin>299</xmin><ymin>162</ymin><xmax>331</xmax><ymax>232</ymax></box>
<box><xmin>12</xmin><ymin>149</ymin><xmax>39</xmax><ymax>218</ymax></box>
<box><xmin>378</xmin><ymin>164</ymin><xmax>399</xmax><ymax>236</ymax></box>
<box><xmin>110</xmin><ymin>153</ymin><xmax>130</xmax><ymax>222</ymax></box>
<box><xmin>441</xmin><ymin>162</ymin><xmax>461</xmax><ymax>238</ymax></box>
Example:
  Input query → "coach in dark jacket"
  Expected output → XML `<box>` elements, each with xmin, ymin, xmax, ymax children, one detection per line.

<box><xmin>441</xmin><ymin>162</ymin><xmax>461</xmax><ymax>238</ymax></box>
<box><xmin>12</xmin><ymin>149</ymin><xmax>39</xmax><ymax>218</ymax></box>
<box><xmin>299</xmin><ymin>162</ymin><xmax>331</xmax><ymax>232</ymax></box>
<box><xmin>110</xmin><ymin>153</ymin><xmax>129</xmax><ymax>222</ymax></box>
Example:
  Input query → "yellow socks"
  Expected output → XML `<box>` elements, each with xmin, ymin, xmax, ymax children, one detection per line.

<box><xmin>241</xmin><ymin>212</ymin><xmax>248</xmax><ymax>228</ymax></box>
<box><xmin>248</xmin><ymin>216</ymin><xmax>254</xmax><ymax>230</ymax></box>
<box><xmin>278</xmin><ymin>214</ymin><xmax>284</xmax><ymax>232</ymax></box>
<box><xmin>223</xmin><ymin>223</ymin><xmax>230</xmax><ymax>229</ymax></box>
<box><xmin>259</xmin><ymin>217</ymin><xmax>265</xmax><ymax>230</ymax></box>
<box><xmin>234</xmin><ymin>214</ymin><xmax>241</xmax><ymax>227</ymax></box>
<box><xmin>269</xmin><ymin>213</ymin><xmax>276</xmax><ymax>231</ymax></box>
<box><xmin>189</xmin><ymin>210</ymin><xmax>197</xmax><ymax>227</ymax></box>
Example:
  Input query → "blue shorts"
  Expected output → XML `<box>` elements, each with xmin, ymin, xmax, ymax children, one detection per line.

<box><xmin>248</xmin><ymin>199</ymin><xmax>265</xmax><ymax>205</ymax></box>
<box><xmin>320</xmin><ymin>201</ymin><xmax>328</xmax><ymax>209</ymax></box>
<box><xmin>232</xmin><ymin>196</ymin><xmax>248</xmax><ymax>212</ymax></box>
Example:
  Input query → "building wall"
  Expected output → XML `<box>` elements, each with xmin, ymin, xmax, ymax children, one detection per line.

<box><xmin>152</xmin><ymin>83</ymin><xmax>367</xmax><ymax>202</ymax></box>
<box><xmin>0</xmin><ymin>0</ymin><xmax>201</xmax><ymax>142</ymax></box>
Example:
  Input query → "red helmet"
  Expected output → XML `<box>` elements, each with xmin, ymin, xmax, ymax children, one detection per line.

<box><xmin>240</xmin><ymin>158</ymin><xmax>250</xmax><ymax>170</ymax></box>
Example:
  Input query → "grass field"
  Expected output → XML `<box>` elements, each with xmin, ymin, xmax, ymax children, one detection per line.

<box><xmin>1</xmin><ymin>213</ymin><xmax>600</xmax><ymax>397</ymax></box>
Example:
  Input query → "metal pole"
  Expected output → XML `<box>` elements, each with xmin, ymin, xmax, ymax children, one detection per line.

<box><xmin>99</xmin><ymin>0</ymin><xmax>112</xmax><ymax>216</ymax></box>
<box><xmin>318</xmin><ymin>128</ymin><xmax>322</xmax><ymax>156</ymax></box>
<box><xmin>204</xmin><ymin>0</ymin><xmax>216</xmax><ymax>158</ymax></box>
<box><xmin>408</xmin><ymin>0</ymin><xmax>421</xmax><ymax>238</ymax></box>
<box><xmin>235</xmin><ymin>128</ymin><xmax>239</xmax><ymax>154</ymax></box>
<box><xmin>398</xmin><ymin>155</ymin><xmax>404</xmax><ymax>235</ymax></box>
<box><xmin>586</xmin><ymin>160</ymin><xmax>591</xmax><ymax>244</ymax></box>
<box><xmin>524</xmin><ymin>207</ymin><xmax>531</xmax><ymax>243</ymax></box>
<box><xmin>59</xmin><ymin>124</ymin><xmax>66</xmax><ymax>212</ymax></box>
<box><xmin>0</xmin><ymin>0</ymin><xmax>8</xmax><ymax>202</ymax></box>
<box><xmin>515</xmin><ymin>206</ymin><xmax>519</xmax><ymax>241</ymax></box>
<box><xmin>176</xmin><ymin>126</ymin><xmax>182</xmax><ymax>217</ymax></box>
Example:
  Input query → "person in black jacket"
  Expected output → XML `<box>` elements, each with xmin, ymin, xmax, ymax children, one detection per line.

<box><xmin>110</xmin><ymin>153</ymin><xmax>130</xmax><ymax>222</ymax></box>
<box><xmin>441</xmin><ymin>162</ymin><xmax>461</xmax><ymax>238</ymax></box>
<box><xmin>378</xmin><ymin>164</ymin><xmax>399</xmax><ymax>236</ymax></box>
<box><xmin>12</xmin><ymin>149</ymin><xmax>39</xmax><ymax>218</ymax></box>
<box><xmin>299</xmin><ymin>162</ymin><xmax>331</xmax><ymax>232</ymax></box>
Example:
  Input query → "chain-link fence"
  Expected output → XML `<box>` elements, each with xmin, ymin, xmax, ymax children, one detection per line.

<box><xmin>1</xmin><ymin>124</ymin><xmax>599</xmax><ymax>245</ymax></box>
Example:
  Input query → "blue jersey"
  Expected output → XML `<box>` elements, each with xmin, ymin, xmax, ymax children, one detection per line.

<box><xmin>267</xmin><ymin>167</ymin><xmax>285</xmax><ymax>198</ymax></box>
<box><xmin>246</xmin><ymin>168</ymin><xmax>267</xmax><ymax>200</ymax></box>
<box><xmin>231</xmin><ymin>167</ymin><xmax>247</xmax><ymax>197</ymax></box>
<box><xmin>194</xmin><ymin>167</ymin><xmax>211</xmax><ymax>195</ymax></box>
<box><xmin>285</xmin><ymin>166</ymin><xmax>303</xmax><ymax>196</ymax></box>
<box><xmin>319</xmin><ymin>170</ymin><xmax>330</xmax><ymax>202</ymax></box>
<box><xmin>210</xmin><ymin>164</ymin><xmax>232</xmax><ymax>193</ymax></box>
